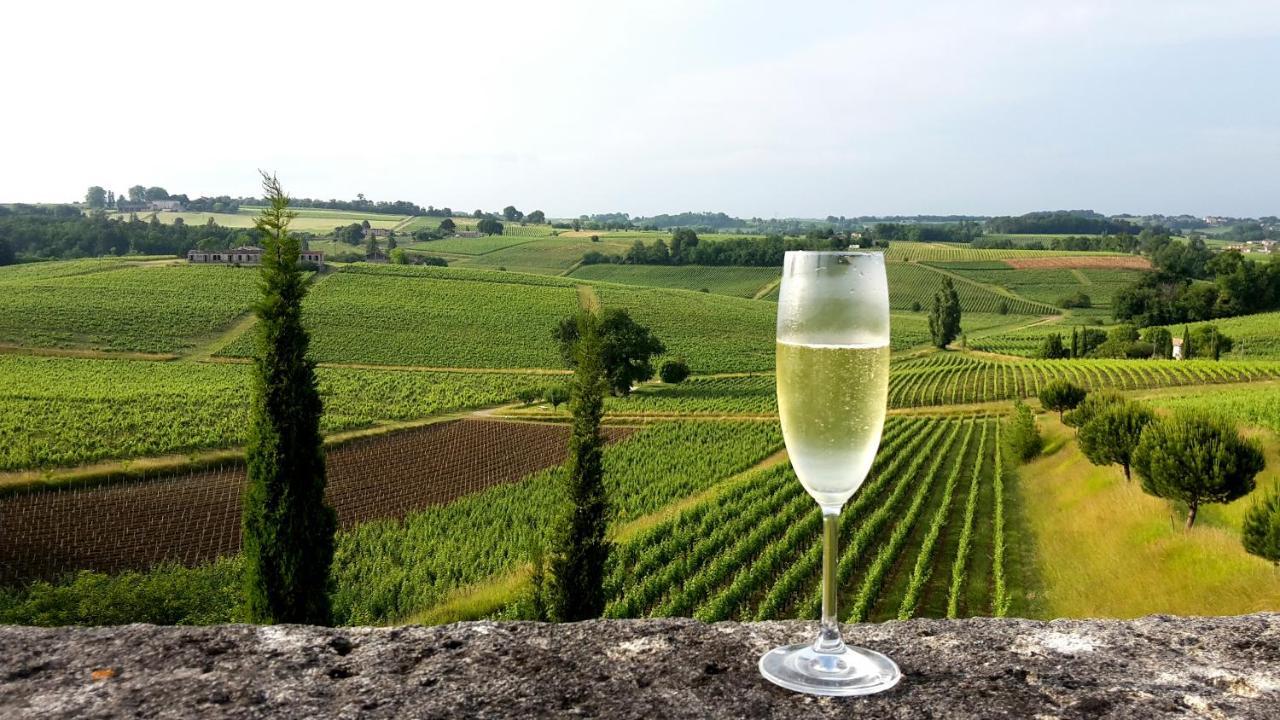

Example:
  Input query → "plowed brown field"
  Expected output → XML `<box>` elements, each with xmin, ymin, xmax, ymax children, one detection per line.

<box><xmin>0</xmin><ymin>419</ymin><xmax>634</xmax><ymax>583</ymax></box>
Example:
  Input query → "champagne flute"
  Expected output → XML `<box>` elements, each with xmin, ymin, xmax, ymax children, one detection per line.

<box><xmin>759</xmin><ymin>250</ymin><xmax>900</xmax><ymax>696</ymax></box>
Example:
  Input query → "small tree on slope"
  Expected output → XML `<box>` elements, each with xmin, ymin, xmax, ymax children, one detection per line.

<box><xmin>242</xmin><ymin>173</ymin><xmax>336</xmax><ymax>624</ymax></box>
<box><xmin>547</xmin><ymin>311</ymin><xmax>611</xmax><ymax>621</ymax></box>
<box><xmin>1242</xmin><ymin>491</ymin><xmax>1280</xmax><ymax>566</ymax></box>
<box><xmin>1077</xmin><ymin>401</ymin><xmax>1155</xmax><ymax>481</ymax></box>
<box><xmin>1131</xmin><ymin>412</ymin><xmax>1265</xmax><ymax>529</ymax></box>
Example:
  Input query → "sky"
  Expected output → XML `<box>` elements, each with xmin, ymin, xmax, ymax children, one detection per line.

<box><xmin>3</xmin><ymin>0</ymin><xmax>1278</xmax><ymax>218</ymax></box>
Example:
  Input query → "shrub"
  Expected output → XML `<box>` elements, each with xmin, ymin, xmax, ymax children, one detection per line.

<box><xmin>1132</xmin><ymin>412</ymin><xmax>1265</xmax><ymax>528</ymax></box>
<box><xmin>1006</xmin><ymin>399</ymin><xmax>1043</xmax><ymax>462</ymax></box>
<box><xmin>659</xmin><ymin>359</ymin><xmax>691</xmax><ymax>384</ymax></box>
<box><xmin>517</xmin><ymin>388</ymin><xmax>542</xmax><ymax>406</ymax></box>
<box><xmin>1057</xmin><ymin>292</ymin><xmax>1092</xmax><ymax>309</ymax></box>
<box><xmin>0</xmin><ymin>559</ymin><xmax>241</xmax><ymax>626</ymax></box>
<box><xmin>1038</xmin><ymin>380</ymin><xmax>1087</xmax><ymax>420</ymax></box>
<box><xmin>1242</xmin><ymin>491</ymin><xmax>1280</xmax><ymax>565</ymax></box>
<box><xmin>910</xmin><ymin>301</ymin><xmax>922</xmax><ymax>312</ymax></box>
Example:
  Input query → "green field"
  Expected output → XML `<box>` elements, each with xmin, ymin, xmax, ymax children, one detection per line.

<box><xmin>220</xmin><ymin>266</ymin><xmax>579</xmax><ymax>368</ymax></box>
<box><xmin>0</xmin><ymin>355</ymin><xmax>553</xmax><ymax>472</ymax></box>
<box><xmin>0</xmin><ymin>261</ymin><xmax>261</xmax><ymax>354</ymax></box>
<box><xmin>105</xmin><ymin>208</ymin><xmax>406</xmax><ymax>233</ymax></box>
<box><xmin>924</xmin><ymin>262</ymin><xmax>1142</xmax><ymax>309</ymax></box>
<box><xmin>569</xmin><ymin>264</ymin><xmax>779</xmax><ymax>298</ymax></box>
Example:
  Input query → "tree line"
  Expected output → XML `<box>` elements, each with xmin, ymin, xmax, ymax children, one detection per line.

<box><xmin>1036</xmin><ymin>323</ymin><xmax>1233</xmax><ymax>360</ymax></box>
<box><xmin>1113</xmin><ymin>234</ymin><xmax>1280</xmax><ymax>326</ymax></box>
<box><xmin>581</xmin><ymin>229</ymin><xmax>883</xmax><ymax>268</ymax></box>
<box><xmin>0</xmin><ymin>208</ymin><xmax>259</xmax><ymax>261</ymax></box>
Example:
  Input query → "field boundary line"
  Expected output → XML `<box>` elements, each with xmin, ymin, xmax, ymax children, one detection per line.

<box><xmin>0</xmin><ymin>344</ymin><xmax>178</xmax><ymax>362</ymax></box>
<box><xmin>1070</xmin><ymin>269</ymin><xmax>1091</xmax><ymax>285</ymax></box>
<box><xmin>198</xmin><ymin>356</ymin><xmax>572</xmax><ymax>375</ymax></box>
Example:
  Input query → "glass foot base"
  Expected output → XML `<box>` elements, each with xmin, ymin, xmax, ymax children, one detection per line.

<box><xmin>759</xmin><ymin>642</ymin><xmax>901</xmax><ymax>697</ymax></box>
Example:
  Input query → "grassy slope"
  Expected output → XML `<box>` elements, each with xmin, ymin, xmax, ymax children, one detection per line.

<box><xmin>1017</xmin><ymin>415</ymin><xmax>1280</xmax><ymax>618</ymax></box>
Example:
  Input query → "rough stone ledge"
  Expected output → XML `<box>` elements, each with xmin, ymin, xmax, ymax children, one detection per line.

<box><xmin>1</xmin><ymin>614</ymin><xmax>1276</xmax><ymax>719</ymax></box>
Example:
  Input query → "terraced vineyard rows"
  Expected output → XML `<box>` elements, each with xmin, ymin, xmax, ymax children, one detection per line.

<box><xmin>888</xmin><ymin>354</ymin><xmax>1280</xmax><ymax>407</ymax></box>
<box><xmin>593</xmin><ymin>354</ymin><xmax>1280</xmax><ymax>417</ymax></box>
<box><xmin>605</xmin><ymin>416</ymin><xmax>1007</xmax><ymax>621</ymax></box>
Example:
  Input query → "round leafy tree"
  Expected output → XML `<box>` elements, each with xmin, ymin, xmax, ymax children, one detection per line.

<box><xmin>1063</xmin><ymin>390</ymin><xmax>1125</xmax><ymax>429</ymax></box>
<box><xmin>1038</xmin><ymin>380</ymin><xmax>1087</xmax><ymax>420</ymax></box>
<box><xmin>1131</xmin><ymin>412</ymin><xmax>1265</xmax><ymax>528</ymax></box>
<box><xmin>1077</xmin><ymin>402</ymin><xmax>1155</xmax><ymax>481</ymax></box>
<box><xmin>1242</xmin><ymin>491</ymin><xmax>1280</xmax><ymax>565</ymax></box>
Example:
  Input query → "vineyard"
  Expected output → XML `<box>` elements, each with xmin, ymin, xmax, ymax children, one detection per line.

<box><xmin>219</xmin><ymin>269</ymin><xmax>579</xmax><ymax>367</ymax></box>
<box><xmin>0</xmin><ymin>263</ymin><xmax>262</xmax><ymax>354</ymax></box>
<box><xmin>1147</xmin><ymin>384</ymin><xmax>1280</xmax><ymax>434</ymax></box>
<box><xmin>332</xmin><ymin>420</ymin><xmax>783</xmax><ymax>623</ymax></box>
<box><xmin>889</xmin><ymin>354</ymin><xmax>1280</xmax><ymax>408</ymax></box>
<box><xmin>569</xmin><ymin>264</ymin><xmax>780</xmax><ymax>298</ymax></box>
<box><xmin>882</xmin><ymin>242</ymin><xmax>1124</xmax><ymax>264</ymax></box>
<box><xmin>0</xmin><ymin>355</ymin><xmax>555</xmax><ymax>472</ymax></box>
<box><xmin>0</xmin><ymin>419</ymin><xmax>634</xmax><ymax>584</ymax></box>
<box><xmin>922</xmin><ymin>262</ymin><xmax>1143</xmax><ymax>309</ymax></box>
<box><xmin>588</xmin><ymin>354</ymin><xmax>1280</xmax><ymax>417</ymax></box>
<box><xmin>605</xmin><ymin>416</ymin><xmax>1010</xmax><ymax>621</ymax></box>
<box><xmin>884</xmin><ymin>263</ymin><xmax>1057</xmax><ymax>315</ymax></box>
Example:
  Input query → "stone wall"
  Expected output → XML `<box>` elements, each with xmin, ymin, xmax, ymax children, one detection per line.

<box><xmin>2</xmin><ymin>614</ymin><xmax>1277</xmax><ymax>718</ymax></box>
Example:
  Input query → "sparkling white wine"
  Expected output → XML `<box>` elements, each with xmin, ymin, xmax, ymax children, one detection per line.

<box><xmin>776</xmin><ymin>340</ymin><xmax>890</xmax><ymax>510</ymax></box>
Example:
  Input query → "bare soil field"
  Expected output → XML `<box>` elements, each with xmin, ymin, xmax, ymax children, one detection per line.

<box><xmin>0</xmin><ymin>419</ymin><xmax>634</xmax><ymax>583</ymax></box>
<box><xmin>1003</xmin><ymin>256</ymin><xmax>1151</xmax><ymax>270</ymax></box>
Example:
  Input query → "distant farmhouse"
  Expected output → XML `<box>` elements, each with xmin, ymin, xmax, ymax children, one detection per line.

<box><xmin>1172</xmin><ymin>337</ymin><xmax>1184</xmax><ymax>360</ymax></box>
<box><xmin>455</xmin><ymin>230</ymin><xmax>483</xmax><ymax>238</ymax></box>
<box><xmin>367</xmin><ymin>228</ymin><xmax>392</xmax><ymax>238</ymax></box>
<box><xmin>1224</xmin><ymin>240</ymin><xmax>1277</xmax><ymax>254</ymax></box>
<box><xmin>188</xmin><ymin>246</ymin><xmax>325</xmax><ymax>267</ymax></box>
<box><xmin>150</xmin><ymin>200</ymin><xmax>185</xmax><ymax>211</ymax></box>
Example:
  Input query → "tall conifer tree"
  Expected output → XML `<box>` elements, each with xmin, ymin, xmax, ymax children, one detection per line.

<box><xmin>548</xmin><ymin>310</ymin><xmax>611</xmax><ymax>621</ymax></box>
<box><xmin>242</xmin><ymin>172</ymin><xmax>336</xmax><ymax>625</ymax></box>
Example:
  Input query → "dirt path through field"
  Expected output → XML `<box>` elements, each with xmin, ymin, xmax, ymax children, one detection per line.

<box><xmin>752</xmin><ymin>277</ymin><xmax>781</xmax><ymax>300</ymax></box>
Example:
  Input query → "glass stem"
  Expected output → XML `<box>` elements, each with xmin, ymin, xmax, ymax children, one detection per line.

<box><xmin>815</xmin><ymin>509</ymin><xmax>846</xmax><ymax>654</ymax></box>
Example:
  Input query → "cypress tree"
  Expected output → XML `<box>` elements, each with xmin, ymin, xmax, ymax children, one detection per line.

<box><xmin>1181</xmin><ymin>324</ymin><xmax>1192</xmax><ymax>359</ymax></box>
<box><xmin>548</xmin><ymin>310</ymin><xmax>611</xmax><ymax>621</ymax></box>
<box><xmin>242</xmin><ymin>173</ymin><xmax>336</xmax><ymax>625</ymax></box>
<box><xmin>1070</xmin><ymin>327</ymin><xmax>1079</xmax><ymax>359</ymax></box>
<box><xmin>928</xmin><ymin>277</ymin><xmax>962</xmax><ymax>349</ymax></box>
